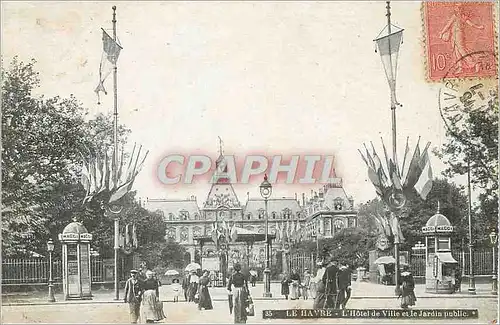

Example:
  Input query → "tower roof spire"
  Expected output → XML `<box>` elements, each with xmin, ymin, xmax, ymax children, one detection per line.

<box><xmin>218</xmin><ymin>136</ymin><xmax>224</xmax><ymax>156</ymax></box>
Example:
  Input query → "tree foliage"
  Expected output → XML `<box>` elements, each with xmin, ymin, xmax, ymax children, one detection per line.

<box><xmin>434</xmin><ymin>96</ymin><xmax>498</xmax><ymax>230</ymax></box>
<box><xmin>136</xmin><ymin>239</ymin><xmax>187</xmax><ymax>270</ymax></box>
<box><xmin>1</xmin><ymin>57</ymin><xmax>155</xmax><ymax>258</ymax></box>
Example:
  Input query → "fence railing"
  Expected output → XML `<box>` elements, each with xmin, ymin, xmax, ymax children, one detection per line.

<box><xmin>1</xmin><ymin>257</ymin><xmax>133</xmax><ymax>285</ymax></box>
<box><xmin>404</xmin><ymin>249</ymin><xmax>494</xmax><ymax>277</ymax></box>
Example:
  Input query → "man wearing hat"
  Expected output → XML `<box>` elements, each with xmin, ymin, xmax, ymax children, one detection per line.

<box><xmin>321</xmin><ymin>257</ymin><xmax>339</xmax><ymax>308</ymax></box>
<box><xmin>124</xmin><ymin>269</ymin><xmax>144</xmax><ymax>324</ymax></box>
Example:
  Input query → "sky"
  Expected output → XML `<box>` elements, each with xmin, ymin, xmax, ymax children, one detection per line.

<box><xmin>2</xmin><ymin>1</ymin><xmax>464</xmax><ymax>206</ymax></box>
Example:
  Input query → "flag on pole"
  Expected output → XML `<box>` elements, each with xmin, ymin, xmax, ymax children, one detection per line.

<box><xmin>230</xmin><ymin>223</ymin><xmax>238</xmax><ymax>243</ymax></box>
<box><xmin>132</xmin><ymin>224</ymin><xmax>138</xmax><ymax>248</ymax></box>
<box><xmin>414</xmin><ymin>151</ymin><xmax>433</xmax><ymax>200</ymax></box>
<box><xmin>125</xmin><ymin>223</ymin><xmax>130</xmax><ymax>247</ymax></box>
<box><xmin>95</xmin><ymin>28</ymin><xmax>123</xmax><ymax>104</ymax></box>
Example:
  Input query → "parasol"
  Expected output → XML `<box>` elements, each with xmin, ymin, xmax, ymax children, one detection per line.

<box><xmin>374</xmin><ymin>256</ymin><xmax>396</xmax><ymax>265</ymax></box>
<box><xmin>249</xmin><ymin>270</ymin><xmax>258</xmax><ymax>276</ymax></box>
<box><xmin>165</xmin><ymin>269</ymin><xmax>179</xmax><ymax>276</ymax></box>
<box><xmin>228</xmin><ymin>292</ymin><xmax>233</xmax><ymax>314</ymax></box>
<box><xmin>185</xmin><ymin>262</ymin><xmax>201</xmax><ymax>272</ymax></box>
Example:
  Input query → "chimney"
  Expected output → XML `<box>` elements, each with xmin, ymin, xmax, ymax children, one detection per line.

<box><xmin>348</xmin><ymin>196</ymin><xmax>354</xmax><ymax>209</ymax></box>
<box><xmin>302</xmin><ymin>193</ymin><xmax>306</xmax><ymax>207</ymax></box>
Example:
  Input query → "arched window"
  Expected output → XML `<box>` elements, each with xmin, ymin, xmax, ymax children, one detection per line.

<box><xmin>246</xmin><ymin>213</ymin><xmax>252</xmax><ymax>220</ymax></box>
<box><xmin>193</xmin><ymin>226</ymin><xmax>202</xmax><ymax>237</ymax></box>
<box><xmin>282</xmin><ymin>208</ymin><xmax>291</xmax><ymax>219</ymax></box>
<box><xmin>180</xmin><ymin>227</ymin><xmax>188</xmax><ymax>243</ymax></box>
<box><xmin>166</xmin><ymin>227</ymin><xmax>176</xmax><ymax>241</ymax></box>
<box><xmin>258</xmin><ymin>209</ymin><xmax>265</xmax><ymax>219</ymax></box>
<box><xmin>271</xmin><ymin>211</ymin><xmax>277</xmax><ymax>219</ymax></box>
<box><xmin>194</xmin><ymin>213</ymin><xmax>200</xmax><ymax>220</ymax></box>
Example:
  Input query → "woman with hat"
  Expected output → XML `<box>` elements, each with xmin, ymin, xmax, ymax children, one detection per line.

<box><xmin>141</xmin><ymin>270</ymin><xmax>166</xmax><ymax>323</ymax></box>
<box><xmin>399</xmin><ymin>265</ymin><xmax>417</xmax><ymax>309</ymax></box>
<box><xmin>197</xmin><ymin>270</ymin><xmax>213</xmax><ymax>310</ymax></box>
<box><xmin>227</xmin><ymin>263</ymin><xmax>249</xmax><ymax>323</ymax></box>
<box><xmin>187</xmin><ymin>270</ymin><xmax>199</xmax><ymax>302</ymax></box>
<box><xmin>312</xmin><ymin>260</ymin><xmax>328</xmax><ymax>309</ymax></box>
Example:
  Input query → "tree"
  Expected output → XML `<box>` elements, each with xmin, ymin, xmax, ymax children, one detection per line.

<box><xmin>435</xmin><ymin>96</ymin><xmax>498</xmax><ymax>232</ymax></box>
<box><xmin>1</xmin><ymin>57</ymin><xmax>134</xmax><ymax>258</ymax></box>
<box><xmin>136</xmin><ymin>239</ymin><xmax>186</xmax><ymax>270</ymax></box>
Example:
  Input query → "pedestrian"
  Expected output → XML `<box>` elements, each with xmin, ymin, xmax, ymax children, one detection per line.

<box><xmin>336</xmin><ymin>263</ymin><xmax>352</xmax><ymax>309</ymax></box>
<box><xmin>290</xmin><ymin>269</ymin><xmax>301</xmax><ymax>300</ymax></box>
<box><xmin>227</xmin><ymin>263</ymin><xmax>249</xmax><ymax>324</ymax></box>
<box><xmin>124</xmin><ymin>269</ymin><xmax>144</xmax><ymax>324</ymax></box>
<box><xmin>313</xmin><ymin>260</ymin><xmax>327</xmax><ymax>308</ymax></box>
<box><xmin>181</xmin><ymin>271</ymin><xmax>190</xmax><ymax>301</ymax></box>
<box><xmin>302</xmin><ymin>268</ymin><xmax>311</xmax><ymax>300</ymax></box>
<box><xmin>280</xmin><ymin>273</ymin><xmax>290</xmax><ymax>300</ymax></box>
<box><xmin>250</xmin><ymin>271</ymin><xmax>257</xmax><ymax>287</ymax></box>
<box><xmin>321</xmin><ymin>257</ymin><xmax>339</xmax><ymax>308</ymax></box>
<box><xmin>188</xmin><ymin>270</ymin><xmax>199</xmax><ymax>302</ymax></box>
<box><xmin>171</xmin><ymin>278</ymin><xmax>181</xmax><ymax>302</ymax></box>
<box><xmin>399</xmin><ymin>265</ymin><xmax>417</xmax><ymax>309</ymax></box>
<box><xmin>309</xmin><ymin>260</ymin><xmax>324</xmax><ymax>300</ymax></box>
<box><xmin>197</xmin><ymin>270</ymin><xmax>214</xmax><ymax>310</ymax></box>
<box><xmin>141</xmin><ymin>270</ymin><xmax>166</xmax><ymax>323</ymax></box>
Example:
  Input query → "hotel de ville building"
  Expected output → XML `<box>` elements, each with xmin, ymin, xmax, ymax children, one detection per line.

<box><xmin>146</xmin><ymin>149</ymin><xmax>358</xmax><ymax>275</ymax></box>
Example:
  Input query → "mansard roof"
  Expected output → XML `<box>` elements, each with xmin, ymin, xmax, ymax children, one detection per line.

<box><xmin>146</xmin><ymin>199</ymin><xmax>201</xmax><ymax>219</ymax></box>
<box><xmin>323</xmin><ymin>185</ymin><xmax>353</xmax><ymax>211</ymax></box>
<box><xmin>243</xmin><ymin>197</ymin><xmax>302</xmax><ymax>217</ymax></box>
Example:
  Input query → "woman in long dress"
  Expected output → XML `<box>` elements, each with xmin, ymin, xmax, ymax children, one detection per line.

<box><xmin>313</xmin><ymin>260</ymin><xmax>327</xmax><ymax>309</ymax></box>
<box><xmin>290</xmin><ymin>269</ymin><xmax>301</xmax><ymax>300</ymax></box>
<box><xmin>141</xmin><ymin>270</ymin><xmax>166</xmax><ymax>323</ymax></box>
<box><xmin>400</xmin><ymin>267</ymin><xmax>417</xmax><ymax>309</ymax></box>
<box><xmin>227</xmin><ymin>263</ymin><xmax>249</xmax><ymax>324</ymax></box>
<box><xmin>187</xmin><ymin>270</ymin><xmax>199</xmax><ymax>302</ymax></box>
<box><xmin>197</xmin><ymin>270</ymin><xmax>213</xmax><ymax>310</ymax></box>
<box><xmin>280</xmin><ymin>273</ymin><xmax>290</xmax><ymax>300</ymax></box>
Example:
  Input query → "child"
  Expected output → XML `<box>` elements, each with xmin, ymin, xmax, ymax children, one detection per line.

<box><xmin>172</xmin><ymin>278</ymin><xmax>181</xmax><ymax>302</ymax></box>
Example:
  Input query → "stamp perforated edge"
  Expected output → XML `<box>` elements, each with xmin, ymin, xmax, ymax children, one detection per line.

<box><xmin>420</xmin><ymin>1</ymin><xmax>499</xmax><ymax>83</ymax></box>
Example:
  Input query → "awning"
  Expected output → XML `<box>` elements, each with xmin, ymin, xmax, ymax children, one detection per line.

<box><xmin>436</xmin><ymin>252</ymin><xmax>458</xmax><ymax>264</ymax></box>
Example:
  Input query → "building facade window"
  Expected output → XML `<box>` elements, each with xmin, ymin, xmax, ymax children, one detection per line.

<box><xmin>283</xmin><ymin>208</ymin><xmax>291</xmax><ymax>219</ymax></box>
<box><xmin>179</xmin><ymin>210</ymin><xmax>189</xmax><ymax>220</ymax></box>
<box><xmin>258</xmin><ymin>209</ymin><xmax>265</xmax><ymax>219</ymax></box>
<box><xmin>272</xmin><ymin>212</ymin><xmax>277</xmax><ymax>219</ymax></box>
<box><xmin>325</xmin><ymin>218</ymin><xmax>332</xmax><ymax>237</ymax></box>
<box><xmin>180</xmin><ymin>227</ymin><xmax>189</xmax><ymax>243</ymax></box>
<box><xmin>334</xmin><ymin>198</ymin><xmax>343</xmax><ymax>211</ymax></box>
<box><xmin>168</xmin><ymin>213</ymin><xmax>174</xmax><ymax>221</ymax></box>
<box><xmin>246</xmin><ymin>213</ymin><xmax>252</xmax><ymax>220</ymax></box>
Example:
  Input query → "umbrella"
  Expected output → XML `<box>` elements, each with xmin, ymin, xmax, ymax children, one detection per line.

<box><xmin>249</xmin><ymin>270</ymin><xmax>258</xmax><ymax>276</ymax></box>
<box><xmin>374</xmin><ymin>256</ymin><xmax>396</xmax><ymax>265</ymax></box>
<box><xmin>228</xmin><ymin>292</ymin><xmax>233</xmax><ymax>314</ymax></box>
<box><xmin>165</xmin><ymin>269</ymin><xmax>179</xmax><ymax>276</ymax></box>
<box><xmin>185</xmin><ymin>262</ymin><xmax>201</xmax><ymax>272</ymax></box>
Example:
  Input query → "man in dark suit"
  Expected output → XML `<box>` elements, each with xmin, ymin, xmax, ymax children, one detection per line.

<box><xmin>181</xmin><ymin>271</ymin><xmax>190</xmax><ymax>301</ymax></box>
<box><xmin>124</xmin><ymin>270</ymin><xmax>144</xmax><ymax>324</ymax></box>
<box><xmin>321</xmin><ymin>257</ymin><xmax>339</xmax><ymax>308</ymax></box>
<box><xmin>336</xmin><ymin>263</ymin><xmax>352</xmax><ymax>309</ymax></box>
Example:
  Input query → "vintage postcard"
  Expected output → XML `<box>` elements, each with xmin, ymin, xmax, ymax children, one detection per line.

<box><xmin>1</xmin><ymin>1</ymin><xmax>498</xmax><ymax>324</ymax></box>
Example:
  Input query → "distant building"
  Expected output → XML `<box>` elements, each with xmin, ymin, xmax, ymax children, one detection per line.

<box><xmin>145</xmin><ymin>149</ymin><xmax>358</xmax><ymax>268</ymax></box>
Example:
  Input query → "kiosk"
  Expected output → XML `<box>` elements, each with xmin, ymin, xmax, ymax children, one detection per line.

<box><xmin>58</xmin><ymin>218</ymin><xmax>93</xmax><ymax>300</ymax></box>
<box><xmin>422</xmin><ymin>207</ymin><xmax>458</xmax><ymax>293</ymax></box>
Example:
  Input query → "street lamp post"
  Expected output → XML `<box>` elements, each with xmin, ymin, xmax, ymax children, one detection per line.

<box><xmin>260</xmin><ymin>174</ymin><xmax>272</xmax><ymax>298</ymax></box>
<box><xmin>466</xmin><ymin>157</ymin><xmax>476</xmax><ymax>295</ymax></box>
<box><xmin>47</xmin><ymin>239</ymin><xmax>56</xmax><ymax>302</ymax></box>
<box><xmin>489</xmin><ymin>230</ymin><xmax>498</xmax><ymax>295</ymax></box>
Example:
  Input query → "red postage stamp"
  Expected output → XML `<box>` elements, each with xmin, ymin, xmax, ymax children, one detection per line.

<box><xmin>423</xmin><ymin>2</ymin><xmax>497</xmax><ymax>81</ymax></box>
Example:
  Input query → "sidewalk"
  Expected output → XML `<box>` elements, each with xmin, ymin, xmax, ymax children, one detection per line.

<box><xmin>2</xmin><ymin>281</ymin><xmax>496</xmax><ymax>306</ymax></box>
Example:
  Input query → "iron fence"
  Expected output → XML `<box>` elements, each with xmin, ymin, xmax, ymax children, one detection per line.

<box><xmin>2</xmin><ymin>257</ymin><xmax>132</xmax><ymax>285</ymax></box>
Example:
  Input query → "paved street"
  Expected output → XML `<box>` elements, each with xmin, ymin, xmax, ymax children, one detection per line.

<box><xmin>2</xmin><ymin>282</ymin><xmax>497</xmax><ymax>323</ymax></box>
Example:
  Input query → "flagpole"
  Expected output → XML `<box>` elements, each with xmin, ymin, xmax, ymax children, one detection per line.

<box><xmin>385</xmin><ymin>0</ymin><xmax>401</xmax><ymax>297</ymax></box>
<box><xmin>111</xmin><ymin>5</ymin><xmax>120</xmax><ymax>301</ymax></box>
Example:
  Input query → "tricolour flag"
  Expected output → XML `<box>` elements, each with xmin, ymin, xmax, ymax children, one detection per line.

<box><xmin>230</xmin><ymin>223</ymin><xmax>238</xmax><ymax>243</ymax></box>
<box><xmin>414</xmin><ymin>150</ymin><xmax>433</xmax><ymax>200</ymax></box>
<box><xmin>132</xmin><ymin>224</ymin><xmax>138</xmax><ymax>248</ymax></box>
<box><xmin>95</xmin><ymin>28</ymin><xmax>123</xmax><ymax>104</ymax></box>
